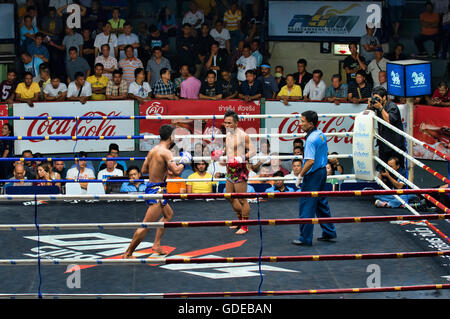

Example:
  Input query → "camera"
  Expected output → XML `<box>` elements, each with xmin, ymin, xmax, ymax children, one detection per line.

<box><xmin>370</xmin><ymin>96</ymin><xmax>381</xmax><ymax>107</ymax></box>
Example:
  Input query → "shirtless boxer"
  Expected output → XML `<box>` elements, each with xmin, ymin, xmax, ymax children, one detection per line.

<box><xmin>212</xmin><ymin>110</ymin><xmax>255</xmax><ymax>234</ymax></box>
<box><xmin>122</xmin><ymin>124</ymin><xmax>192</xmax><ymax>258</ymax></box>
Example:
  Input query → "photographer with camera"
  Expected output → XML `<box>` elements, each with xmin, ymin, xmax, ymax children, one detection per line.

<box><xmin>368</xmin><ymin>86</ymin><xmax>406</xmax><ymax>168</ymax></box>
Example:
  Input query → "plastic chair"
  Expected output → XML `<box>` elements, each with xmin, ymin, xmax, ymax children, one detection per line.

<box><xmin>87</xmin><ymin>182</ymin><xmax>106</xmax><ymax>195</ymax></box>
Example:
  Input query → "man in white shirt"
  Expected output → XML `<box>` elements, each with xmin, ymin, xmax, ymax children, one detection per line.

<box><xmin>236</xmin><ymin>45</ymin><xmax>257</xmax><ymax>82</ymax></box>
<box><xmin>303</xmin><ymin>69</ymin><xmax>327</xmax><ymax>101</ymax></box>
<box><xmin>210</xmin><ymin>20</ymin><xmax>230</xmax><ymax>54</ymax></box>
<box><xmin>94</xmin><ymin>22</ymin><xmax>118</xmax><ymax>58</ymax></box>
<box><xmin>43</xmin><ymin>77</ymin><xmax>67</xmax><ymax>101</ymax></box>
<box><xmin>366</xmin><ymin>47</ymin><xmax>389</xmax><ymax>87</ymax></box>
<box><xmin>182</xmin><ymin>2</ymin><xmax>204</xmax><ymax>31</ymax></box>
<box><xmin>67</xmin><ymin>71</ymin><xmax>92</xmax><ymax>104</ymax></box>
<box><xmin>97</xmin><ymin>154</ymin><xmax>123</xmax><ymax>191</ymax></box>
<box><xmin>284</xmin><ymin>159</ymin><xmax>303</xmax><ymax>181</ymax></box>
<box><xmin>66</xmin><ymin>152</ymin><xmax>96</xmax><ymax>194</ymax></box>
<box><xmin>128</xmin><ymin>67</ymin><xmax>152</xmax><ymax>104</ymax></box>
<box><xmin>117</xmin><ymin>22</ymin><xmax>140</xmax><ymax>60</ymax></box>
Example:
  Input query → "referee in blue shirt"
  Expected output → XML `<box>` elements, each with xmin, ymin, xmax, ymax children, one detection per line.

<box><xmin>293</xmin><ymin>110</ymin><xmax>336</xmax><ymax>246</ymax></box>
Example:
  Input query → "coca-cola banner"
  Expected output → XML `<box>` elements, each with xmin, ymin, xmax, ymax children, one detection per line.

<box><xmin>139</xmin><ymin>100</ymin><xmax>260</xmax><ymax>152</ymax></box>
<box><xmin>13</xmin><ymin>101</ymin><xmax>135</xmax><ymax>155</ymax></box>
<box><xmin>0</xmin><ymin>104</ymin><xmax>8</xmax><ymax>127</ymax></box>
<box><xmin>413</xmin><ymin>105</ymin><xmax>450</xmax><ymax>161</ymax></box>
<box><xmin>264</xmin><ymin>101</ymin><xmax>410</xmax><ymax>154</ymax></box>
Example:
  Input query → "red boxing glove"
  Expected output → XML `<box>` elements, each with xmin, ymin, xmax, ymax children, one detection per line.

<box><xmin>211</xmin><ymin>149</ymin><xmax>224</xmax><ymax>161</ymax></box>
<box><xmin>228</xmin><ymin>155</ymin><xmax>245</xmax><ymax>168</ymax></box>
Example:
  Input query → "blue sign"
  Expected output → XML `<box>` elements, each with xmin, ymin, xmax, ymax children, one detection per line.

<box><xmin>387</xmin><ymin>63</ymin><xmax>405</xmax><ymax>97</ymax></box>
<box><xmin>386</xmin><ymin>60</ymin><xmax>431</xmax><ymax>97</ymax></box>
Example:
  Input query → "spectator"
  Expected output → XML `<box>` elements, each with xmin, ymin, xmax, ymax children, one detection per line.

<box><xmin>246</xmin><ymin>1</ymin><xmax>264</xmax><ymax>42</ymax></box>
<box><xmin>239</xmin><ymin>69</ymin><xmax>262</xmax><ymax>101</ymax></box>
<box><xmin>348</xmin><ymin>70</ymin><xmax>372</xmax><ymax>104</ymax></box>
<box><xmin>34</xmin><ymin>162</ymin><xmax>58</xmax><ymax>188</ymax></box>
<box><xmin>153</xmin><ymin>68</ymin><xmax>178</xmax><ymax>100</ymax></box>
<box><xmin>174</xmin><ymin>65</ymin><xmax>190</xmax><ymax>94</ymax></box>
<box><xmin>194</xmin><ymin>0</ymin><xmax>216</xmax><ymax>22</ymax></box>
<box><xmin>236</xmin><ymin>44</ymin><xmax>257</xmax><ymax>82</ymax></box>
<box><xmin>83</xmin><ymin>0</ymin><xmax>106</xmax><ymax>32</ymax></box>
<box><xmin>442</xmin><ymin>6</ymin><xmax>450</xmax><ymax>59</ymax></box>
<box><xmin>229</xmin><ymin>39</ymin><xmax>244</xmax><ymax>74</ymax></box>
<box><xmin>94</xmin><ymin>44</ymin><xmax>118</xmax><ymax>81</ymax></box>
<box><xmin>258</xmin><ymin>63</ymin><xmax>279</xmax><ymax>99</ymax></box>
<box><xmin>117</xmin><ymin>22</ymin><xmax>140</xmax><ymax>60</ymax></box>
<box><xmin>97</xmin><ymin>143</ymin><xmax>127</xmax><ymax>172</ymax></box>
<box><xmin>0</xmin><ymin>123</ymin><xmax>14</xmax><ymax>180</ymax></box>
<box><xmin>428</xmin><ymin>82</ymin><xmax>450</xmax><ymax>107</ymax></box>
<box><xmin>157</xmin><ymin>6</ymin><xmax>178</xmax><ymax>37</ymax></box>
<box><xmin>166</xmin><ymin>168</ymin><xmax>187</xmax><ymax>194</ymax></box>
<box><xmin>21</xmin><ymin>52</ymin><xmax>43</xmax><ymax>79</ymax></box>
<box><xmin>194</xmin><ymin>23</ymin><xmax>215</xmax><ymax>78</ymax></box>
<box><xmin>66</xmin><ymin>47</ymin><xmax>91</xmax><ymax>83</ymax></box>
<box><xmin>14</xmin><ymin>72</ymin><xmax>40</xmax><ymax>107</ymax></box>
<box><xmin>19</xmin><ymin>150</ymin><xmax>36</xmax><ymax>179</ymax></box>
<box><xmin>176</xmin><ymin>23</ymin><xmax>196</xmax><ymax>70</ymax></box>
<box><xmin>414</xmin><ymin>2</ymin><xmax>440</xmax><ymax>58</ymax></box>
<box><xmin>374</xmin><ymin>157</ymin><xmax>410</xmax><ymax>208</ymax></box>
<box><xmin>303</xmin><ymin>69</ymin><xmax>326</xmax><ymax>102</ymax></box>
<box><xmin>326</xmin><ymin>74</ymin><xmax>348</xmax><ymax>105</ymax></box>
<box><xmin>0</xmin><ymin>71</ymin><xmax>17</xmax><ymax>103</ymax></box>
<box><xmin>205</xmin><ymin>41</ymin><xmax>227</xmax><ymax>77</ymax></box>
<box><xmin>119</xmin><ymin>45</ymin><xmax>144</xmax><ymax>84</ymax></box>
<box><xmin>264</xmin><ymin>171</ymin><xmax>294</xmax><ymax>193</ymax></box>
<box><xmin>34</xmin><ymin>64</ymin><xmax>51</xmax><ymax>94</ymax></box>
<box><xmin>210</xmin><ymin>20</ymin><xmax>231</xmax><ymax>55</ymax></box>
<box><xmin>199</xmin><ymin>70</ymin><xmax>223</xmax><ymax>100</ymax></box>
<box><xmin>186</xmin><ymin>160</ymin><xmax>216</xmax><ymax>193</ymax></box>
<box><xmin>284</xmin><ymin>159</ymin><xmax>303</xmax><ymax>181</ymax></box>
<box><xmin>40</xmin><ymin>7</ymin><xmax>63</xmax><ymax>41</ymax></box>
<box><xmin>268</xmin><ymin>153</ymin><xmax>290</xmax><ymax>176</ymax></box>
<box><xmin>250</xmin><ymin>164</ymin><xmax>272</xmax><ymax>184</ymax></box>
<box><xmin>20</xmin><ymin>15</ymin><xmax>38</xmax><ymax>48</ymax></box>
<box><xmin>293</xmin><ymin>138</ymin><xmax>304</xmax><ymax>153</ymax></box>
<box><xmin>146</xmin><ymin>46</ymin><xmax>172</xmax><ymax>88</ymax></box>
<box><xmin>27</xmin><ymin>33</ymin><xmax>50</xmax><ymax>64</ymax></box>
<box><xmin>43</xmin><ymin>76</ymin><xmax>68</xmax><ymax>101</ymax></box>
<box><xmin>52</xmin><ymin>26</ymin><xmax>83</xmax><ymax>61</ymax></box>
<box><xmin>146</xmin><ymin>25</ymin><xmax>170</xmax><ymax>54</ymax></box>
<box><xmin>223</xmin><ymin>1</ymin><xmax>243</xmax><ymax>50</ymax></box>
<box><xmin>292</xmin><ymin>58</ymin><xmax>313</xmax><ymax>92</ymax></box>
<box><xmin>328</xmin><ymin>152</ymin><xmax>344</xmax><ymax>174</ymax></box>
<box><xmin>180</xmin><ymin>65</ymin><xmax>202</xmax><ymax>99</ymax></box>
<box><xmin>97</xmin><ymin>154</ymin><xmax>123</xmax><ymax>190</ymax></box>
<box><xmin>218</xmin><ymin>69</ymin><xmax>239</xmax><ymax>99</ymax></box>
<box><xmin>106</xmin><ymin>69</ymin><xmax>129</xmax><ymax>100</ymax></box>
<box><xmin>387</xmin><ymin>0</ymin><xmax>405</xmax><ymax>41</ymax></box>
<box><xmin>386</xmin><ymin>43</ymin><xmax>407</xmax><ymax>61</ymax></box>
<box><xmin>66</xmin><ymin>151</ymin><xmax>96</xmax><ymax>194</ymax></box>
<box><xmin>138</xmin><ymin>22</ymin><xmax>151</xmax><ymax>56</ymax></box>
<box><xmin>250</xmin><ymin>40</ymin><xmax>263</xmax><ymax>68</ymax></box>
<box><xmin>82</xmin><ymin>28</ymin><xmax>96</xmax><ymax>71</ymax></box>
<box><xmin>67</xmin><ymin>72</ymin><xmax>92</xmax><ymax>104</ymax></box>
<box><xmin>128</xmin><ymin>68</ymin><xmax>152</xmax><ymax>104</ymax></box>
<box><xmin>94</xmin><ymin>22</ymin><xmax>118</xmax><ymax>58</ymax></box>
<box><xmin>274</xmin><ymin>65</ymin><xmax>287</xmax><ymax>91</ymax></box>
<box><xmin>120</xmin><ymin>166</ymin><xmax>146</xmax><ymax>192</ymax></box>
<box><xmin>183</xmin><ymin>1</ymin><xmax>205</xmax><ymax>31</ymax></box>
<box><xmin>367</xmin><ymin>48</ymin><xmax>389</xmax><ymax>87</ymax></box>
<box><xmin>87</xmin><ymin>63</ymin><xmax>109</xmax><ymax>100</ymax></box>
<box><xmin>378</xmin><ymin>71</ymin><xmax>393</xmax><ymax>100</ymax></box>
<box><xmin>360</xmin><ymin>24</ymin><xmax>382</xmax><ymax>63</ymax></box>
<box><xmin>53</xmin><ymin>160</ymin><xmax>67</xmax><ymax>180</ymax></box>
<box><xmin>249</xmin><ymin>137</ymin><xmax>271</xmax><ymax>173</ymax></box>
<box><xmin>4</xmin><ymin>163</ymin><xmax>32</xmax><ymax>188</ymax></box>
<box><xmin>108</xmin><ymin>7</ymin><xmax>125</xmax><ymax>36</ymax></box>
<box><xmin>277</xmin><ymin>74</ymin><xmax>302</xmax><ymax>105</ymax></box>
<box><xmin>343</xmin><ymin>43</ymin><xmax>367</xmax><ymax>87</ymax></box>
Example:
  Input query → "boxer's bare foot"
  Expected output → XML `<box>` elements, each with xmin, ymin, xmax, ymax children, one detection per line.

<box><xmin>151</xmin><ymin>245</ymin><xmax>168</xmax><ymax>255</ymax></box>
<box><xmin>121</xmin><ymin>253</ymin><xmax>136</xmax><ymax>259</ymax></box>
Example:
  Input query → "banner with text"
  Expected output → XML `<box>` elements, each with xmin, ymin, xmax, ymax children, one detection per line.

<box><xmin>139</xmin><ymin>99</ymin><xmax>260</xmax><ymax>152</ymax></box>
<box><xmin>13</xmin><ymin>101</ymin><xmax>135</xmax><ymax>155</ymax></box>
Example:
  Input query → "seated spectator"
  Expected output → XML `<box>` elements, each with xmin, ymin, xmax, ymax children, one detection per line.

<box><xmin>27</xmin><ymin>33</ymin><xmax>50</xmax><ymax>63</ymax></box>
<box><xmin>385</xmin><ymin>43</ymin><xmax>407</xmax><ymax>61</ymax></box>
<box><xmin>293</xmin><ymin>138</ymin><xmax>304</xmax><ymax>153</ymax></box>
<box><xmin>414</xmin><ymin>2</ymin><xmax>440</xmax><ymax>58</ymax></box>
<box><xmin>199</xmin><ymin>70</ymin><xmax>223</xmax><ymax>100</ymax></box>
<box><xmin>128</xmin><ymin>68</ymin><xmax>152</xmax><ymax>104</ymax></box>
<box><xmin>87</xmin><ymin>63</ymin><xmax>109</xmax><ymax>100</ymax></box>
<box><xmin>67</xmin><ymin>72</ymin><xmax>92</xmax><ymax>104</ymax></box>
<box><xmin>258</xmin><ymin>63</ymin><xmax>279</xmax><ymax>99</ymax></box>
<box><xmin>34</xmin><ymin>63</ymin><xmax>51</xmax><ymax>93</ymax></box>
<box><xmin>348</xmin><ymin>70</ymin><xmax>372</xmax><ymax>104</ymax></box>
<box><xmin>186</xmin><ymin>160</ymin><xmax>216</xmax><ymax>193</ymax></box>
<box><xmin>374</xmin><ymin>157</ymin><xmax>411</xmax><ymax>208</ymax></box>
<box><xmin>281</xmin><ymin>145</ymin><xmax>304</xmax><ymax>173</ymax></box>
<box><xmin>326</xmin><ymin>74</ymin><xmax>348</xmax><ymax>105</ymax></box>
<box><xmin>53</xmin><ymin>159</ymin><xmax>67</xmax><ymax>180</ymax></box>
<box><xmin>328</xmin><ymin>152</ymin><xmax>344</xmax><ymax>174</ymax></box>
<box><xmin>15</xmin><ymin>72</ymin><xmax>40</xmax><ymax>107</ymax></box>
<box><xmin>97</xmin><ymin>143</ymin><xmax>127</xmax><ymax>172</ymax></box>
<box><xmin>119</xmin><ymin>45</ymin><xmax>144</xmax><ymax>84</ymax></box>
<box><xmin>43</xmin><ymin>76</ymin><xmax>67</xmax><ymax>101</ymax></box>
<box><xmin>326</xmin><ymin>162</ymin><xmax>340</xmax><ymax>191</ymax></box>
<box><xmin>146</xmin><ymin>25</ymin><xmax>170</xmax><ymax>54</ymax></box>
<box><xmin>428</xmin><ymin>82</ymin><xmax>450</xmax><ymax>107</ymax></box>
<box><xmin>284</xmin><ymin>159</ymin><xmax>303</xmax><ymax>181</ymax></box>
<box><xmin>238</xmin><ymin>69</ymin><xmax>262</xmax><ymax>101</ymax></box>
<box><xmin>120</xmin><ymin>166</ymin><xmax>146</xmax><ymax>193</ymax></box>
<box><xmin>236</xmin><ymin>44</ymin><xmax>257</xmax><ymax>82</ymax></box>
<box><xmin>176</xmin><ymin>23</ymin><xmax>196</xmax><ymax>69</ymax></box>
<box><xmin>20</xmin><ymin>15</ymin><xmax>38</xmax><ymax>48</ymax></box>
<box><xmin>183</xmin><ymin>2</ymin><xmax>204</xmax><ymax>32</ymax></box>
<box><xmin>229</xmin><ymin>39</ymin><xmax>244</xmax><ymax>74</ymax></box>
<box><xmin>21</xmin><ymin>51</ymin><xmax>43</xmax><ymax>79</ymax></box>
<box><xmin>218</xmin><ymin>69</ymin><xmax>239</xmax><ymax>99</ymax></box>
<box><xmin>106</xmin><ymin>69</ymin><xmax>129</xmax><ymax>100</ymax></box>
<box><xmin>194</xmin><ymin>23</ymin><xmax>214</xmax><ymax>78</ymax></box>
<box><xmin>343</xmin><ymin>43</ymin><xmax>367</xmax><ymax>88</ymax></box>
<box><xmin>292</xmin><ymin>58</ymin><xmax>312</xmax><ymax>92</ymax></box>
<box><xmin>210</xmin><ymin>20</ymin><xmax>231</xmax><ymax>55</ymax></box>
<box><xmin>95</xmin><ymin>44</ymin><xmax>118</xmax><ymax>81</ymax></box>
<box><xmin>108</xmin><ymin>7</ymin><xmax>126</xmax><ymax>36</ymax></box>
<box><xmin>268</xmin><ymin>152</ymin><xmax>290</xmax><ymax>176</ymax></box>
<box><xmin>153</xmin><ymin>68</ymin><xmax>178</xmax><ymax>100</ymax></box>
<box><xmin>0</xmin><ymin>71</ymin><xmax>17</xmax><ymax>103</ymax></box>
<box><xmin>19</xmin><ymin>150</ymin><xmax>36</xmax><ymax>179</ymax></box>
<box><xmin>205</xmin><ymin>41</ymin><xmax>227</xmax><ymax>78</ymax></box>
<box><xmin>277</xmin><ymin>74</ymin><xmax>302</xmax><ymax>105</ymax></box>
<box><xmin>166</xmin><ymin>168</ymin><xmax>187</xmax><ymax>194</ymax></box>
<box><xmin>66</xmin><ymin>151</ymin><xmax>96</xmax><ymax>194</ymax></box>
<box><xmin>4</xmin><ymin>163</ymin><xmax>32</xmax><ymax>188</ymax></box>
<box><xmin>0</xmin><ymin>123</ymin><xmax>14</xmax><ymax>179</ymax></box>
<box><xmin>34</xmin><ymin>162</ymin><xmax>58</xmax><ymax>187</ymax></box>
<box><xmin>174</xmin><ymin>65</ymin><xmax>190</xmax><ymax>94</ymax></box>
<box><xmin>249</xmin><ymin>137</ymin><xmax>271</xmax><ymax>174</ymax></box>
<box><xmin>367</xmin><ymin>48</ymin><xmax>389</xmax><ymax>87</ymax></box>
<box><xmin>249</xmin><ymin>164</ymin><xmax>272</xmax><ymax>184</ymax></box>
<box><xmin>158</xmin><ymin>6</ymin><xmax>178</xmax><ymax>37</ymax></box>
<box><xmin>97</xmin><ymin>154</ymin><xmax>124</xmax><ymax>190</ymax></box>
<box><xmin>146</xmin><ymin>46</ymin><xmax>172</xmax><ymax>88</ymax></box>
<box><xmin>180</xmin><ymin>65</ymin><xmax>201</xmax><ymax>99</ymax></box>
<box><xmin>66</xmin><ymin>46</ymin><xmax>91</xmax><ymax>83</ymax></box>
<box><xmin>303</xmin><ymin>69</ymin><xmax>326</xmax><ymax>101</ymax></box>
<box><xmin>94</xmin><ymin>22</ymin><xmax>118</xmax><ymax>58</ymax></box>
<box><xmin>250</xmin><ymin>39</ymin><xmax>263</xmax><ymax>68</ymax></box>
<box><xmin>274</xmin><ymin>65</ymin><xmax>286</xmax><ymax>91</ymax></box>
<box><xmin>264</xmin><ymin>171</ymin><xmax>294</xmax><ymax>193</ymax></box>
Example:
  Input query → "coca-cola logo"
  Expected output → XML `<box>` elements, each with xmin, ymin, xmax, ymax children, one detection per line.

<box><xmin>27</xmin><ymin>111</ymin><xmax>120</xmax><ymax>143</ymax></box>
<box><xmin>278</xmin><ymin>113</ymin><xmax>354</xmax><ymax>144</ymax></box>
<box><xmin>145</xmin><ymin>102</ymin><xmax>165</xmax><ymax>116</ymax></box>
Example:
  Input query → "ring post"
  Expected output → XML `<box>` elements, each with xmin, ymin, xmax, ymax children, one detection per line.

<box><xmin>352</xmin><ymin>110</ymin><xmax>376</xmax><ymax>181</ymax></box>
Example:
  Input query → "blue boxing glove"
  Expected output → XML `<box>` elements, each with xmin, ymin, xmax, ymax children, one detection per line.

<box><xmin>179</xmin><ymin>151</ymin><xmax>193</xmax><ymax>165</ymax></box>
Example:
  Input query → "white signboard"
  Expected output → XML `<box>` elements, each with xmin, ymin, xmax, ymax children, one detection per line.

<box><xmin>353</xmin><ymin>110</ymin><xmax>375</xmax><ymax>181</ymax></box>
<box><xmin>13</xmin><ymin>101</ymin><xmax>135</xmax><ymax>155</ymax></box>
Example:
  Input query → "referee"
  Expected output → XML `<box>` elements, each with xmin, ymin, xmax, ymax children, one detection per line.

<box><xmin>293</xmin><ymin>110</ymin><xmax>337</xmax><ymax>246</ymax></box>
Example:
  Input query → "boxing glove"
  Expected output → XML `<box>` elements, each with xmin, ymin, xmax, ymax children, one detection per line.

<box><xmin>211</xmin><ymin>149</ymin><xmax>224</xmax><ymax>161</ymax></box>
<box><xmin>228</xmin><ymin>155</ymin><xmax>245</xmax><ymax>168</ymax></box>
<box><xmin>179</xmin><ymin>152</ymin><xmax>193</xmax><ymax>165</ymax></box>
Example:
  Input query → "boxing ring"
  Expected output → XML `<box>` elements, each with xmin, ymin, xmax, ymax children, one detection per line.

<box><xmin>0</xmin><ymin>111</ymin><xmax>450</xmax><ymax>299</ymax></box>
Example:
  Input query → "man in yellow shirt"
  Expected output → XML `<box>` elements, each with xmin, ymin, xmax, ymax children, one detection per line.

<box><xmin>277</xmin><ymin>74</ymin><xmax>302</xmax><ymax>105</ymax></box>
<box><xmin>87</xmin><ymin>63</ymin><xmax>109</xmax><ymax>100</ymax></box>
<box><xmin>186</xmin><ymin>160</ymin><xmax>217</xmax><ymax>193</ymax></box>
<box><xmin>15</xmin><ymin>72</ymin><xmax>40</xmax><ymax>107</ymax></box>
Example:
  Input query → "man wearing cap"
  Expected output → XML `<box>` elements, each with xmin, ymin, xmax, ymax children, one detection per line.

<box><xmin>257</xmin><ymin>63</ymin><xmax>279</xmax><ymax>99</ymax></box>
<box><xmin>366</xmin><ymin>47</ymin><xmax>389</xmax><ymax>87</ymax></box>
